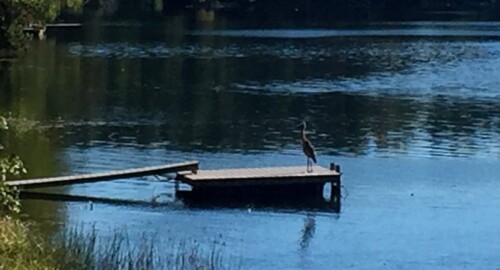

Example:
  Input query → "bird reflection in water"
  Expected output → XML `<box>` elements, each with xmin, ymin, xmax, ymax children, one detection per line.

<box><xmin>300</xmin><ymin>212</ymin><xmax>316</xmax><ymax>249</ymax></box>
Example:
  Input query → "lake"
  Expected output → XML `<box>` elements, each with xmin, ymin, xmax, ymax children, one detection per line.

<box><xmin>2</xmin><ymin>19</ymin><xmax>500</xmax><ymax>269</ymax></box>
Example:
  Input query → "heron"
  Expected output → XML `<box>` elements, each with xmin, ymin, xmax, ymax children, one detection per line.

<box><xmin>298</xmin><ymin>121</ymin><xmax>317</xmax><ymax>172</ymax></box>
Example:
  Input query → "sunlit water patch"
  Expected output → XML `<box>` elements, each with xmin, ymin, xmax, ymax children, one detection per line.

<box><xmin>68</xmin><ymin>37</ymin><xmax>500</xmax><ymax>101</ymax></box>
<box><xmin>226</xmin><ymin>41</ymin><xmax>500</xmax><ymax>100</ymax></box>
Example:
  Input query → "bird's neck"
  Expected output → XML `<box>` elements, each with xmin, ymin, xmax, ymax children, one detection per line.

<box><xmin>301</xmin><ymin>128</ymin><xmax>307</xmax><ymax>140</ymax></box>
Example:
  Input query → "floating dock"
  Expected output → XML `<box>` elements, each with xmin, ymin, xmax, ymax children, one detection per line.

<box><xmin>8</xmin><ymin>161</ymin><xmax>341</xmax><ymax>211</ymax></box>
<box><xmin>23</xmin><ymin>23</ymin><xmax>83</xmax><ymax>39</ymax></box>
<box><xmin>176</xmin><ymin>163</ymin><xmax>341</xmax><ymax>210</ymax></box>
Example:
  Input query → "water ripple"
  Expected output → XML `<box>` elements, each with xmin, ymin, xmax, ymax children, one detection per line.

<box><xmin>189</xmin><ymin>28</ymin><xmax>500</xmax><ymax>38</ymax></box>
<box><xmin>226</xmin><ymin>41</ymin><xmax>500</xmax><ymax>100</ymax></box>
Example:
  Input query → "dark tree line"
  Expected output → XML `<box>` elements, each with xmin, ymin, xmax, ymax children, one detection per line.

<box><xmin>83</xmin><ymin>0</ymin><xmax>500</xmax><ymax>20</ymax></box>
<box><xmin>2</xmin><ymin>0</ymin><xmax>500</xmax><ymax>50</ymax></box>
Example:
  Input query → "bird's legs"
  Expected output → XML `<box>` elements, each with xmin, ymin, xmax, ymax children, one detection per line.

<box><xmin>306</xmin><ymin>158</ymin><xmax>312</xmax><ymax>173</ymax></box>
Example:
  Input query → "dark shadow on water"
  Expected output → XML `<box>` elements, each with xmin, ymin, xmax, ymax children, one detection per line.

<box><xmin>19</xmin><ymin>191</ymin><xmax>163</xmax><ymax>208</ymax></box>
<box><xmin>20</xmin><ymin>189</ymin><xmax>341</xmax><ymax>213</ymax></box>
<box><xmin>177</xmin><ymin>190</ymin><xmax>341</xmax><ymax>213</ymax></box>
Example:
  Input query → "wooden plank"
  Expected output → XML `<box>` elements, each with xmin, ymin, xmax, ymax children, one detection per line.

<box><xmin>177</xmin><ymin>165</ymin><xmax>339</xmax><ymax>187</ymax></box>
<box><xmin>6</xmin><ymin>161</ymin><xmax>198</xmax><ymax>188</ymax></box>
<box><xmin>179</xmin><ymin>165</ymin><xmax>337</xmax><ymax>180</ymax></box>
<box><xmin>46</xmin><ymin>23</ymin><xmax>82</xmax><ymax>28</ymax></box>
<box><xmin>24</xmin><ymin>23</ymin><xmax>81</xmax><ymax>35</ymax></box>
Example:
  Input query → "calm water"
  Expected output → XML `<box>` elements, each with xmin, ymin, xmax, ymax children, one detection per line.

<box><xmin>2</xmin><ymin>20</ymin><xmax>500</xmax><ymax>269</ymax></box>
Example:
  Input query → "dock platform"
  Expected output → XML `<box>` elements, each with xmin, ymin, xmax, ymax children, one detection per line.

<box><xmin>176</xmin><ymin>164</ymin><xmax>341</xmax><ymax>209</ymax></box>
<box><xmin>177</xmin><ymin>165</ymin><xmax>340</xmax><ymax>187</ymax></box>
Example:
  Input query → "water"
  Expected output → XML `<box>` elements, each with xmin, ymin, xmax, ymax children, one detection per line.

<box><xmin>2</xmin><ymin>20</ymin><xmax>500</xmax><ymax>269</ymax></box>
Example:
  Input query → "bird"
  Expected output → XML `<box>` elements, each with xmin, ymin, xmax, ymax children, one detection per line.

<box><xmin>298</xmin><ymin>121</ymin><xmax>317</xmax><ymax>173</ymax></box>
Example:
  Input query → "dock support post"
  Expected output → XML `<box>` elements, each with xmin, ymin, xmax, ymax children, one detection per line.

<box><xmin>329</xmin><ymin>163</ymin><xmax>341</xmax><ymax>173</ymax></box>
<box><xmin>329</xmin><ymin>163</ymin><xmax>341</xmax><ymax>209</ymax></box>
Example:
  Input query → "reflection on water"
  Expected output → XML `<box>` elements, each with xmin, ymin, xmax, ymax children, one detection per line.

<box><xmin>5</xmin><ymin>92</ymin><xmax>500</xmax><ymax>159</ymax></box>
<box><xmin>68</xmin><ymin>39</ymin><xmax>500</xmax><ymax>99</ymax></box>
<box><xmin>2</xmin><ymin>21</ymin><xmax>500</xmax><ymax>269</ymax></box>
<box><xmin>299</xmin><ymin>212</ymin><xmax>316</xmax><ymax>249</ymax></box>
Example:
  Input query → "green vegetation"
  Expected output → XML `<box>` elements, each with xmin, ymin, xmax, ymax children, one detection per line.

<box><xmin>0</xmin><ymin>116</ymin><xmax>50</xmax><ymax>269</ymax></box>
<box><xmin>0</xmin><ymin>219</ymin><xmax>229</xmax><ymax>270</ymax></box>
<box><xmin>0</xmin><ymin>117</ymin><xmax>230</xmax><ymax>269</ymax></box>
<box><xmin>0</xmin><ymin>116</ymin><xmax>25</xmax><ymax>215</ymax></box>
<box><xmin>0</xmin><ymin>218</ymin><xmax>57</xmax><ymax>269</ymax></box>
<box><xmin>53</xmin><ymin>228</ymin><xmax>228</xmax><ymax>270</ymax></box>
<box><xmin>0</xmin><ymin>0</ymin><xmax>83</xmax><ymax>49</ymax></box>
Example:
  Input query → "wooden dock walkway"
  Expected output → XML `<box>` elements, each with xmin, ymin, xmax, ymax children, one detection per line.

<box><xmin>7</xmin><ymin>161</ymin><xmax>198</xmax><ymax>189</ymax></box>
<box><xmin>23</xmin><ymin>23</ymin><xmax>83</xmax><ymax>39</ymax></box>
<box><xmin>24</xmin><ymin>23</ymin><xmax>82</xmax><ymax>32</ymax></box>
<box><xmin>10</xmin><ymin>161</ymin><xmax>341</xmax><ymax>211</ymax></box>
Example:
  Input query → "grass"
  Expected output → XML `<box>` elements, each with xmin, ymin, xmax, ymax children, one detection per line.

<box><xmin>0</xmin><ymin>216</ymin><xmax>234</xmax><ymax>270</ymax></box>
<box><xmin>0</xmin><ymin>217</ymin><xmax>57</xmax><ymax>270</ymax></box>
<box><xmin>54</xmin><ymin>227</ymin><xmax>229</xmax><ymax>270</ymax></box>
